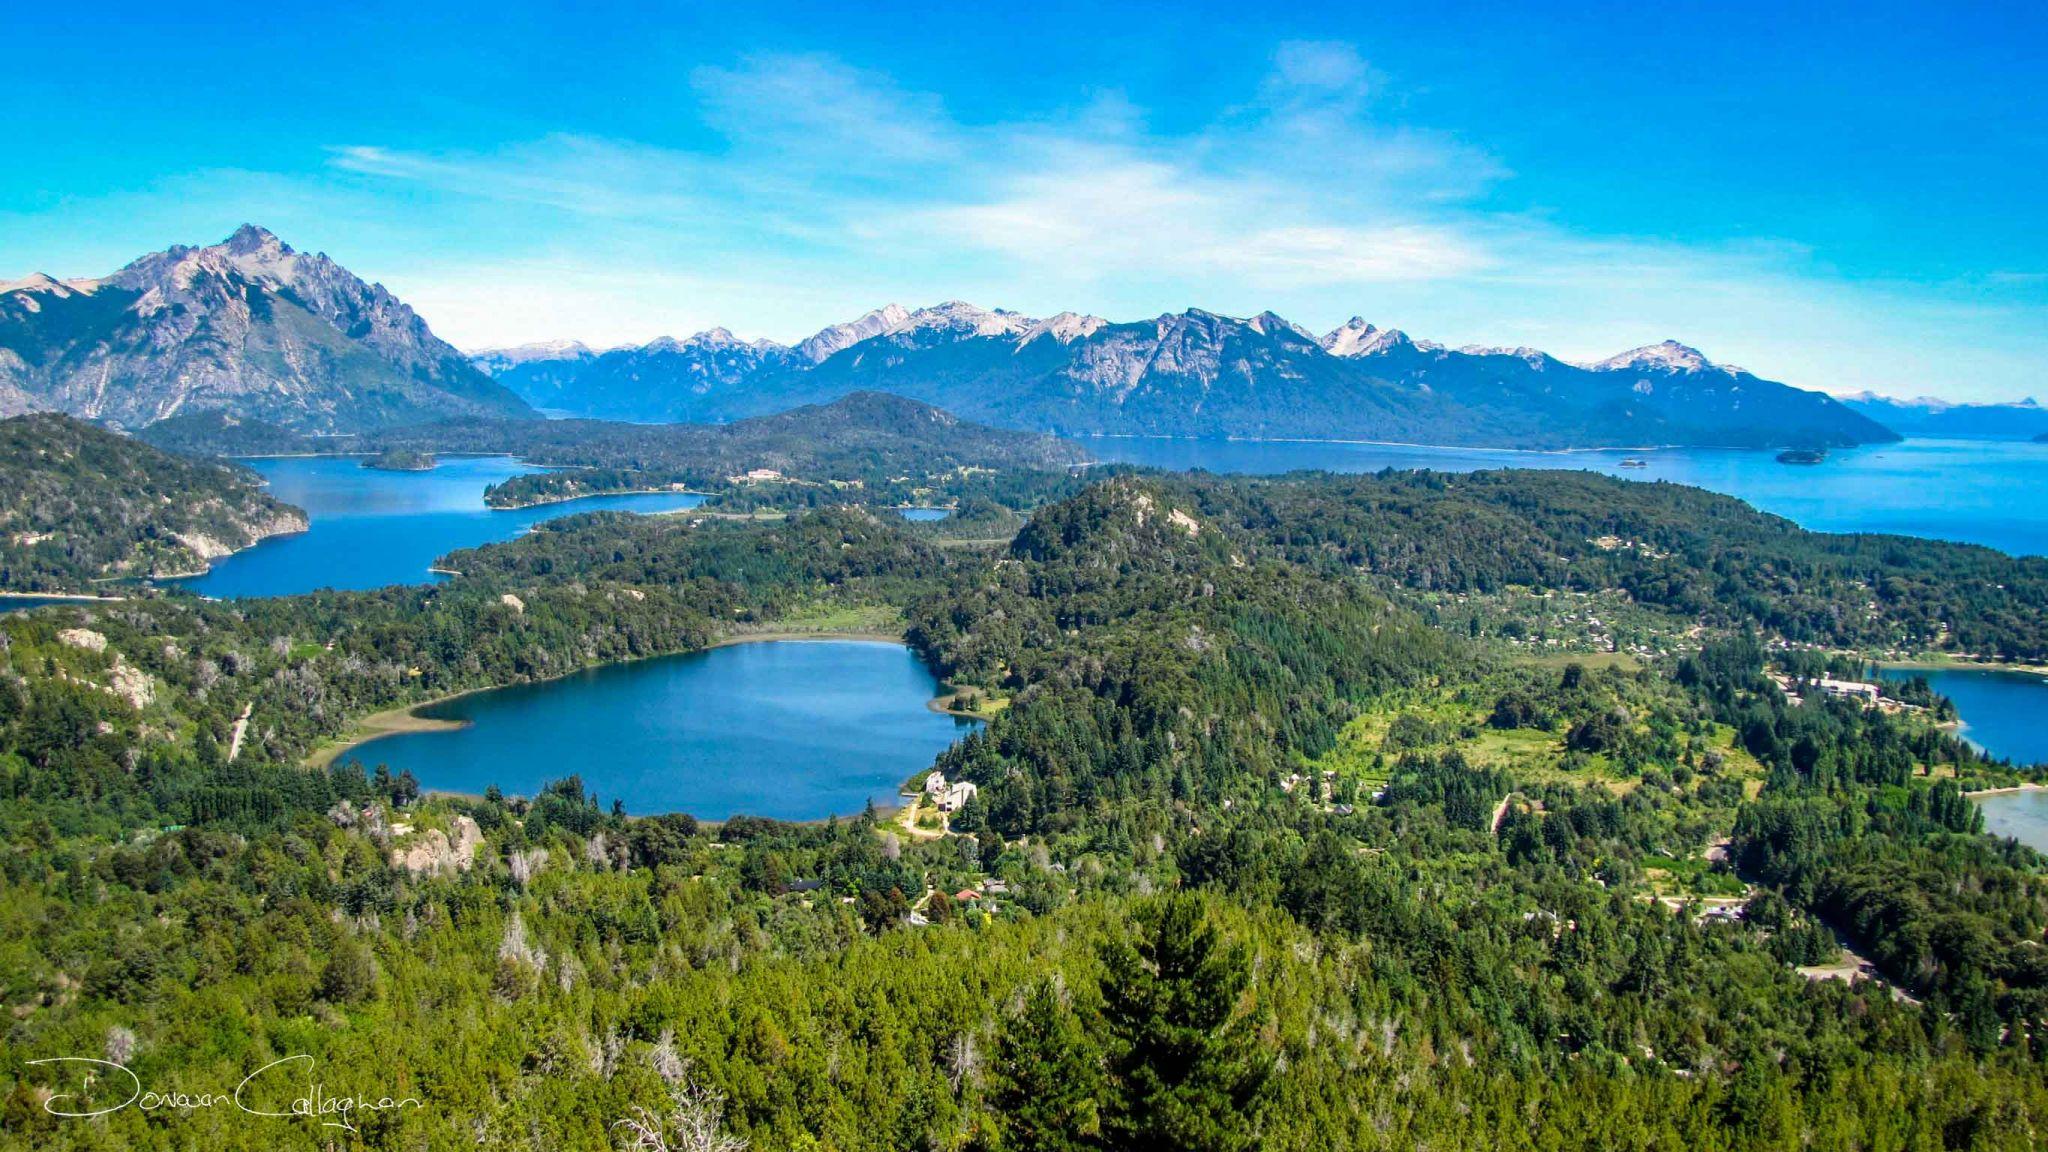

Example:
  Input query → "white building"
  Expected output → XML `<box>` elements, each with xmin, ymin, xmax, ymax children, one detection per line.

<box><xmin>924</xmin><ymin>771</ymin><xmax>979</xmax><ymax>813</ymax></box>
<box><xmin>1816</xmin><ymin>678</ymin><xmax>1881</xmax><ymax>702</ymax></box>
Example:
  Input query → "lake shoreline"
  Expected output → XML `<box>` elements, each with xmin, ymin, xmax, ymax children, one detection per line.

<box><xmin>0</xmin><ymin>589</ymin><xmax>128</xmax><ymax>603</ymax></box>
<box><xmin>307</xmin><ymin>627</ymin><xmax>954</xmax><ymax>771</ymax></box>
<box><xmin>1967</xmin><ymin>782</ymin><xmax>2048</xmax><ymax>797</ymax></box>
<box><xmin>1880</xmin><ymin>656</ymin><xmax>2048</xmax><ymax>678</ymax></box>
<box><xmin>317</xmin><ymin>631</ymin><xmax>958</xmax><ymax>819</ymax></box>
<box><xmin>1070</xmin><ymin>430</ymin><xmax>1863</xmax><ymax>456</ymax></box>
<box><xmin>485</xmin><ymin>485</ymin><xmax>711</xmax><ymax>511</ymax></box>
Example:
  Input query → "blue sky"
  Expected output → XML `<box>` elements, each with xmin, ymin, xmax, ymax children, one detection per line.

<box><xmin>5</xmin><ymin>1</ymin><xmax>2044</xmax><ymax>400</ymax></box>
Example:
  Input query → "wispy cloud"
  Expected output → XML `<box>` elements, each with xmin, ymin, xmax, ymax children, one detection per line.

<box><xmin>306</xmin><ymin>46</ymin><xmax>2046</xmax><ymax>400</ymax></box>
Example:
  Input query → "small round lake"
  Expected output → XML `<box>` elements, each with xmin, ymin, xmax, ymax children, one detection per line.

<box><xmin>346</xmin><ymin>639</ymin><xmax>980</xmax><ymax>819</ymax></box>
<box><xmin>180</xmin><ymin>456</ymin><xmax>704</xmax><ymax>597</ymax></box>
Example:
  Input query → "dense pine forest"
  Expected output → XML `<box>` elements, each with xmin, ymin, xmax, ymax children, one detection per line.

<box><xmin>2</xmin><ymin>455</ymin><xmax>2045</xmax><ymax>1149</ymax></box>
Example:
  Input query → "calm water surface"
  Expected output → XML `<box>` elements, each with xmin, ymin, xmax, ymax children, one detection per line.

<box><xmin>1874</xmin><ymin>666</ymin><xmax>2048</xmax><ymax>851</ymax></box>
<box><xmin>351</xmin><ymin>640</ymin><xmax>978</xmax><ymax>819</ymax></box>
<box><xmin>0</xmin><ymin>596</ymin><xmax>108</xmax><ymax>614</ymax></box>
<box><xmin>1875</xmin><ymin>668</ymin><xmax>2048</xmax><ymax>768</ymax></box>
<box><xmin>180</xmin><ymin>456</ymin><xmax>703</xmax><ymax>597</ymax></box>
<box><xmin>1974</xmin><ymin>790</ymin><xmax>2048</xmax><ymax>853</ymax></box>
<box><xmin>1083</xmin><ymin>437</ymin><xmax>2048</xmax><ymax>556</ymax></box>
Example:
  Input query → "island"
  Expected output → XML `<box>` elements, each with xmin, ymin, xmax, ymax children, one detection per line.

<box><xmin>360</xmin><ymin>447</ymin><xmax>438</xmax><ymax>471</ymax></box>
<box><xmin>1776</xmin><ymin>447</ymin><xmax>1829</xmax><ymax>464</ymax></box>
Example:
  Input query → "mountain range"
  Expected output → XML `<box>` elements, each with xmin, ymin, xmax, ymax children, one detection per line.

<box><xmin>1835</xmin><ymin>392</ymin><xmax>2048</xmax><ymax>441</ymax></box>
<box><xmin>4</xmin><ymin>227</ymin><xmax>1899</xmax><ymax>448</ymax></box>
<box><xmin>475</xmin><ymin>303</ymin><xmax>1895</xmax><ymax>449</ymax></box>
<box><xmin>0</xmin><ymin>226</ymin><xmax>532</xmax><ymax>433</ymax></box>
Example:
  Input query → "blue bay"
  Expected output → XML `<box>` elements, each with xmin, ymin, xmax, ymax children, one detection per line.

<box><xmin>178</xmin><ymin>455</ymin><xmax>704</xmax><ymax>598</ymax></box>
<box><xmin>1082</xmin><ymin>436</ymin><xmax>2048</xmax><ymax>557</ymax></box>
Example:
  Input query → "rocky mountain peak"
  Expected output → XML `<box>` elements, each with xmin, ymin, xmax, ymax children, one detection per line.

<box><xmin>1322</xmin><ymin>318</ymin><xmax>1412</xmax><ymax>358</ymax></box>
<box><xmin>889</xmin><ymin>301</ymin><xmax>1034</xmax><ymax>339</ymax></box>
<box><xmin>1</xmin><ymin>226</ymin><xmax>532</xmax><ymax>432</ymax></box>
<box><xmin>796</xmin><ymin>304</ymin><xmax>914</xmax><ymax>363</ymax></box>
<box><xmin>223</xmin><ymin>223</ymin><xmax>286</xmax><ymax>257</ymax></box>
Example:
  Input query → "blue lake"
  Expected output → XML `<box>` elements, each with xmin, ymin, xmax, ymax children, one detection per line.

<box><xmin>179</xmin><ymin>456</ymin><xmax>703</xmax><ymax>597</ymax></box>
<box><xmin>349</xmin><ymin>639</ymin><xmax>978</xmax><ymax>819</ymax></box>
<box><xmin>1875</xmin><ymin>666</ymin><xmax>2048</xmax><ymax>852</ymax></box>
<box><xmin>897</xmin><ymin>507</ymin><xmax>950</xmax><ymax>521</ymax></box>
<box><xmin>1875</xmin><ymin>668</ymin><xmax>2048</xmax><ymax>768</ymax></box>
<box><xmin>1083</xmin><ymin>436</ymin><xmax>2048</xmax><ymax>557</ymax></box>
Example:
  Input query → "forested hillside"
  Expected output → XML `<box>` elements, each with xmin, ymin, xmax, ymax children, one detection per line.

<box><xmin>0</xmin><ymin>412</ymin><xmax>307</xmax><ymax>591</ymax></box>
<box><xmin>0</xmin><ymin>471</ymin><xmax>2043</xmax><ymax>1149</ymax></box>
<box><xmin>144</xmin><ymin>391</ymin><xmax>1091</xmax><ymax>509</ymax></box>
<box><xmin>1158</xmin><ymin>468</ymin><xmax>2048</xmax><ymax>660</ymax></box>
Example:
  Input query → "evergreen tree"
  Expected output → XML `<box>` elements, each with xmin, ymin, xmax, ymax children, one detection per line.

<box><xmin>984</xmin><ymin>978</ymin><xmax>1100</xmax><ymax>1151</ymax></box>
<box><xmin>1097</xmin><ymin>894</ymin><xmax>1269</xmax><ymax>1152</ymax></box>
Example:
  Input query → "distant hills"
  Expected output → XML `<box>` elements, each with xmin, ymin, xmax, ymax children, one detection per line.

<box><xmin>0</xmin><ymin>226</ymin><xmax>533</xmax><ymax>434</ymax></box>
<box><xmin>0</xmin><ymin>412</ymin><xmax>306</xmax><ymax>591</ymax></box>
<box><xmin>360</xmin><ymin>391</ymin><xmax>1090</xmax><ymax>507</ymax></box>
<box><xmin>1836</xmin><ymin>392</ymin><xmax>2048</xmax><ymax>441</ymax></box>
<box><xmin>475</xmin><ymin>304</ymin><xmax>1896</xmax><ymax>449</ymax></box>
<box><xmin>134</xmin><ymin>390</ymin><xmax>1088</xmax><ymax>510</ymax></box>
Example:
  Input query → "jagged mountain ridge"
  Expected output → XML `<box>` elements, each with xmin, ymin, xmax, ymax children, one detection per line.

<box><xmin>475</xmin><ymin>304</ymin><xmax>1895</xmax><ymax>449</ymax></box>
<box><xmin>0</xmin><ymin>226</ymin><xmax>534</xmax><ymax>433</ymax></box>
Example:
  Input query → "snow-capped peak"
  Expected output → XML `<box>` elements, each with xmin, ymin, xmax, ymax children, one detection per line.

<box><xmin>1320</xmin><ymin>317</ymin><xmax>1413</xmax><ymax>358</ymax></box>
<box><xmin>888</xmin><ymin>301</ymin><xmax>1035</xmax><ymax>339</ymax></box>
<box><xmin>469</xmin><ymin>338</ymin><xmax>595</xmax><ymax>363</ymax></box>
<box><xmin>795</xmin><ymin>304</ymin><xmax>913</xmax><ymax>363</ymax></box>
<box><xmin>636</xmin><ymin>329</ymin><xmax>786</xmax><ymax>357</ymax></box>
<box><xmin>212</xmin><ymin>224</ymin><xmax>304</xmax><ymax>286</ymax></box>
<box><xmin>1019</xmin><ymin>311</ymin><xmax>1109</xmax><ymax>345</ymax></box>
<box><xmin>1591</xmin><ymin>340</ymin><xmax>1739</xmax><ymax>375</ymax></box>
<box><xmin>1458</xmin><ymin>344</ymin><xmax>1554</xmax><ymax>366</ymax></box>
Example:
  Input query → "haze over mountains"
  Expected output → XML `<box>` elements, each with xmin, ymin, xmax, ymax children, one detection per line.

<box><xmin>0</xmin><ymin>226</ymin><xmax>531</xmax><ymax>434</ymax></box>
<box><xmin>477</xmin><ymin>302</ymin><xmax>1895</xmax><ymax>449</ymax></box>
<box><xmin>2</xmin><ymin>227</ymin><xmax>1903</xmax><ymax>448</ymax></box>
<box><xmin>1836</xmin><ymin>392</ymin><xmax>2048</xmax><ymax>441</ymax></box>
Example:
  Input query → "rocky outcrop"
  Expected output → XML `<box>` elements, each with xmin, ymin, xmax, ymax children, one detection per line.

<box><xmin>390</xmin><ymin>815</ymin><xmax>485</xmax><ymax>876</ymax></box>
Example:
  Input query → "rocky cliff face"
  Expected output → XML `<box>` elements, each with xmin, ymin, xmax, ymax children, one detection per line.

<box><xmin>0</xmin><ymin>226</ymin><xmax>534</xmax><ymax>433</ymax></box>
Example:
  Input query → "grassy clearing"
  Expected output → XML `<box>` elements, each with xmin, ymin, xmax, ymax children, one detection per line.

<box><xmin>724</xmin><ymin>602</ymin><xmax>908</xmax><ymax>639</ymax></box>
